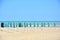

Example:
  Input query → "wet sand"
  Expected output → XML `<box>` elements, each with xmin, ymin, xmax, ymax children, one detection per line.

<box><xmin>0</xmin><ymin>27</ymin><xmax>60</xmax><ymax>40</ymax></box>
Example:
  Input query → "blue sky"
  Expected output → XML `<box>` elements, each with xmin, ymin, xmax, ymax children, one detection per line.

<box><xmin>0</xmin><ymin>0</ymin><xmax>60</xmax><ymax>21</ymax></box>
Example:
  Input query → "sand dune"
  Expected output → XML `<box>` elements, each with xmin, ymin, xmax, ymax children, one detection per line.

<box><xmin>0</xmin><ymin>27</ymin><xmax>60</xmax><ymax>40</ymax></box>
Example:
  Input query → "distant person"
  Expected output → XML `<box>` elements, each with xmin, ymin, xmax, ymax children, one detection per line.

<box><xmin>1</xmin><ymin>22</ymin><xmax>4</xmax><ymax>28</ymax></box>
<box><xmin>19</xmin><ymin>23</ymin><xmax>22</xmax><ymax>27</ymax></box>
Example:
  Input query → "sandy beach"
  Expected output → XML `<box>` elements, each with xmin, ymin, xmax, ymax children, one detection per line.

<box><xmin>0</xmin><ymin>27</ymin><xmax>60</xmax><ymax>40</ymax></box>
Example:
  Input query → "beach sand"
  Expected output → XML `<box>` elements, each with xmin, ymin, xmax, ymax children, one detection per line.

<box><xmin>0</xmin><ymin>27</ymin><xmax>60</xmax><ymax>40</ymax></box>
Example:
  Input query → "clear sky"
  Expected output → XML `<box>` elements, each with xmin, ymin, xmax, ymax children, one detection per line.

<box><xmin>0</xmin><ymin>0</ymin><xmax>60</xmax><ymax>21</ymax></box>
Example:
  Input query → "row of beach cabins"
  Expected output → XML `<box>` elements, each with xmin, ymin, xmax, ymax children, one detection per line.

<box><xmin>0</xmin><ymin>21</ymin><xmax>60</xmax><ymax>28</ymax></box>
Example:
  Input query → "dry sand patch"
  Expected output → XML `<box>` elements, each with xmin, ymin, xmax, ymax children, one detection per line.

<box><xmin>0</xmin><ymin>27</ymin><xmax>60</xmax><ymax>40</ymax></box>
